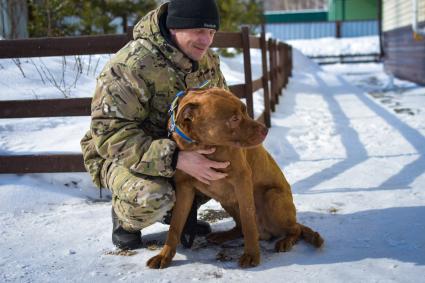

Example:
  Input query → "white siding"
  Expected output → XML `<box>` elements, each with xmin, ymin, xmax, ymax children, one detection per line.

<box><xmin>383</xmin><ymin>0</ymin><xmax>425</xmax><ymax>31</ymax></box>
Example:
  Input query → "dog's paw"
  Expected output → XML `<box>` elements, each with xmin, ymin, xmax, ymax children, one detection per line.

<box><xmin>312</xmin><ymin>232</ymin><xmax>325</xmax><ymax>248</ymax></box>
<box><xmin>146</xmin><ymin>245</ymin><xmax>176</xmax><ymax>269</ymax></box>
<box><xmin>238</xmin><ymin>253</ymin><xmax>260</xmax><ymax>268</ymax></box>
<box><xmin>146</xmin><ymin>254</ymin><xmax>172</xmax><ymax>269</ymax></box>
<box><xmin>274</xmin><ymin>238</ymin><xmax>296</xmax><ymax>252</ymax></box>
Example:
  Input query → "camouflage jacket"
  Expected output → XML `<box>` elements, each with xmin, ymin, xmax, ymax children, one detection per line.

<box><xmin>80</xmin><ymin>3</ymin><xmax>227</xmax><ymax>188</ymax></box>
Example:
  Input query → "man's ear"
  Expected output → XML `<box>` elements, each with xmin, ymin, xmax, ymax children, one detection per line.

<box><xmin>176</xmin><ymin>102</ymin><xmax>199</xmax><ymax>123</ymax></box>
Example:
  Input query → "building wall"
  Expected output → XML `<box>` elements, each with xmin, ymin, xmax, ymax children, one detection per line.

<box><xmin>382</xmin><ymin>0</ymin><xmax>425</xmax><ymax>85</ymax></box>
<box><xmin>382</xmin><ymin>0</ymin><xmax>425</xmax><ymax>31</ymax></box>
<box><xmin>266</xmin><ymin>20</ymin><xmax>378</xmax><ymax>40</ymax></box>
<box><xmin>328</xmin><ymin>0</ymin><xmax>379</xmax><ymax>21</ymax></box>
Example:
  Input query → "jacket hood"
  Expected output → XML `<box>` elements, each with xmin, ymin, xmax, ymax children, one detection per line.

<box><xmin>133</xmin><ymin>3</ymin><xmax>194</xmax><ymax>72</ymax></box>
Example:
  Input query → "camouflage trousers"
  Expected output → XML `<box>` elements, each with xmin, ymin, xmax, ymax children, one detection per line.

<box><xmin>101</xmin><ymin>161</ymin><xmax>175</xmax><ymax>232</ymax></box>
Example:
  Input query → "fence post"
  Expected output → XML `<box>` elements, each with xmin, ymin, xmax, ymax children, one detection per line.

<box><xmin>268</xmin><ymin>38</ymin><xmax>275</xmax><ymax>112</ymax></box>
<box><xmin>279</xmin><ymin>42</ymin><xmax>285</xmax><ymax>95</ymax></box>
<box><xmin>336</xmin><ymin>21</ymin><xmax>341</xmax><ymax>38</ymax></box>
<box><xmin>272</xmin><ymin>39</ymin><xmax>279</xmax><ymax>105</ymax></box>
<box><xmin>241</xmin><ymin>26</ymin><xmax>254</xmax><ymax>118</ymax></box>
<box><xmin>260</xmin><ymin>25</ymin><xmax>271</xmax><ymax>128</ymax></box>
<box><xmin>288</xmin><ymin>45</ymin><xmax>293</xmax><ymax>78</ymax></box>
<box><xmin>275</xmin><ymin>42</ymin><xmax>281</xmax><ymax>97</ymax></box>
<box><xmin>277</xmin><ymin>42</ymin><xmax>283</xmax><ymax>94</ymax></box>
<box><xmin>281</xmin><ymin>43</ymin><xmax>288</xmax><ymax>89</ymax></box>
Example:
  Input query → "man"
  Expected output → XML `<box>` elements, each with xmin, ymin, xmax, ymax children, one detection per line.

<box><xmin>80</xmin><ymin>0</ymin><xmax>229</xmax><ymax>250</ymax></box>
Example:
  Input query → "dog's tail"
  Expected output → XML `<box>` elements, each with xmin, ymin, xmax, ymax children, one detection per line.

<box><xmin>299</xmin><ymin>224</ymin><xmax>324</xmax><ymax>248</ymax></box>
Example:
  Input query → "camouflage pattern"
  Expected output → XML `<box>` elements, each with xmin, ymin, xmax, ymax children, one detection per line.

<box><xmin>102</xmin><ymin>163</ymin><xmax>175</xmax><ymax>231</ymax></box>
<box><xmin>80</xmin><ymin>3</ymin><xmax>226</xmax><ymax>228</ymax></box>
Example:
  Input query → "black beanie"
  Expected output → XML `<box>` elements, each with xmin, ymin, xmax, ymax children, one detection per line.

<box><xmin>166</xmin><ymin>0</ymin><xmax>220</xmax><ymax>31</ymax></box>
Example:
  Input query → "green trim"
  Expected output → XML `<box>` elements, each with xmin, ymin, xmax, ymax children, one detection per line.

<box><xmin>264</xmin><ymin>11</ymin><xmax>328</xmax><ymax>23</ymax></box>
<box><xmin>328</xmin><ymin>0</ymin><xmax>378</xmax><ymax>21</ymax></box>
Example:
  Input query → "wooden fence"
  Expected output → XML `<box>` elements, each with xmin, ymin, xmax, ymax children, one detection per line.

<box><xmin>308</xmin><ymin>53</ymin><xmax>381</xmax><ymax>65</ymax></box>
<box><xmin>0</xmin><ymin>26</ymin><xmax>292</xmax><ymax>174</ymax></box>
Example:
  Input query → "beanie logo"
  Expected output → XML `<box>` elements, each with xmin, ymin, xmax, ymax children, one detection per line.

<box><xmin>203</xmin><ymin>23</ymin><xmax>217</xmax><ymax>29</ymax></box>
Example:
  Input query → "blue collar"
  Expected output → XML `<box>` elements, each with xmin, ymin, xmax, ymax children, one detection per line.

<box><xmin>168</xmin><ymin>80</ymin><xmax>210</xmax><ymax>143</ymax></box>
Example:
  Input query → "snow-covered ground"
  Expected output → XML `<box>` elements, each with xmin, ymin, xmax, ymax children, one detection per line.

<box><xmin>1</xmin><ymin>37</ymin><xmax>424</xmax><ymax>282</ymax></box>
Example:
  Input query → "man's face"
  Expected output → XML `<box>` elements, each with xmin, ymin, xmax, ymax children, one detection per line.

<box><xmin>170</xmin><ymin>28</ymin><xmax>216</xmax><ymax>61</ymax></box>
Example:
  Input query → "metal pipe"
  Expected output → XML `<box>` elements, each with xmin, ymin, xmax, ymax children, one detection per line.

<box><xmin>412</xmin><ymin>0</ymin><xmax>425</xmax><ymax>36</ymax></box>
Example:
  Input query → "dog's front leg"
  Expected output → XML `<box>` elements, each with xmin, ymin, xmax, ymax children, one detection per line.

<box><xmin>146</xmin><ymin>182</ymin><xmax>195</xmax><ymax>269</ymax></box>
<box><xmin>234</xmin><ymin>175</ymin><xmax>260</xmax><ymax>268</ymax></box>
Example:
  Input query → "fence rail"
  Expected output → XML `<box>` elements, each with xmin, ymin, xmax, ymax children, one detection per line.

<box><xmin>0</xmin><ymin>26</ymin><xmax>292</xmax><ymax>174</ymax></box>
<box><xmin>308</xmin><ymin>53</ymin><xmax>381</xmax><ymax>65</ymax></box>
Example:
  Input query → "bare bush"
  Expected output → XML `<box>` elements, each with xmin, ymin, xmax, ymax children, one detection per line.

<box><xmin>27</xmin><ymin>55</ymin><xmax>97</xmax><ymax>98</ymax></box>
<box><xmin>12</xmin><ymin>58</ymin><xmax>26</xmax><ymax>78</ymax></box>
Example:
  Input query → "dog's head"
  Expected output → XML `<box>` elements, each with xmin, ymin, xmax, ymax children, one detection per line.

<box><xmin>171</xmin><ymin>88</ymin><xmax>268</xmax><ymax>149</ymax></box>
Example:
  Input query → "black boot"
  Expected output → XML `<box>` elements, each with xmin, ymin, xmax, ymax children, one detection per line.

<box><xmin>111</xmin><ymin>208</ymin><xmax>143</xmax><ymax>250</ymax></box>
<box><xmin>180</xmin><ymin>197</ymin><xmax>212</xmax><ymax>248</ymax></box>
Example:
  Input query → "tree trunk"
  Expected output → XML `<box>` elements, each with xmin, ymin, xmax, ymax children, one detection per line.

<box><xmin>122</xmin><ymin>14</ymin><xmax>127</xmax><ymax>33</ymax></box>
<box><xmin>5</xmin><ymin>0</ymin><xmax>28</xmax><ymax>39</ymax></box>
<box><xmin>45</xmin><ymin>0</ymin><xmax>52</xmax><ymax>37</ymax></box>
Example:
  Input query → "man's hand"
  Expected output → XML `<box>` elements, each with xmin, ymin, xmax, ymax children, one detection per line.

<box><xmin>176</xmin><ymin>148</ymin><xmax>230</xmax><ymax>184</ymax></box>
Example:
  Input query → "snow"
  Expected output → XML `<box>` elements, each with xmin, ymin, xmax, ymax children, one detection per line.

<box><xmin>0</xmin><ymin>55</ymin><xmax>110</xmax><ymax>100</ymax></box>
<box><xmin>287</xmin><ymin>36</ymin><xmax>380</xmax><ymax>56</ymax></box>
<box><xmin>1</xmin><ymin>36</ymin><xmax>425</xmax><ymax>282</ymax></box>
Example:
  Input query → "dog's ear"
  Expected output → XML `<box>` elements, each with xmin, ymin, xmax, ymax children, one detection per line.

<box><xmin>176</xmin><ymin>102</ymin><xmax>199</xmax><ymax>123</ymax></box>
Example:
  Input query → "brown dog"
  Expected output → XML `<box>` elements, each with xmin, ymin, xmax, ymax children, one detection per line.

<box><xmin>147</xmin><ymin>88</ymin><xmax>324</xmax><ymax>269</ymax></box>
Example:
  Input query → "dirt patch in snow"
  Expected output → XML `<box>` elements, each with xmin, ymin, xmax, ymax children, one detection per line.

<box><xmin>199</xmin><ymin>209</ymin><xmax>230</xmax><ymax>222</ymax></box>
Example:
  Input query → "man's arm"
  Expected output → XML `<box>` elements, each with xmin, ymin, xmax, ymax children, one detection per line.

<box><xmin>90</xmin><ymin>63</ymin><xmax>178</xmax><ymax>177</ymax></box>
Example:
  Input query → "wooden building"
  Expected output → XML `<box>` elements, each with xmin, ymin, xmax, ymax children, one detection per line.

<box><xmin>382</xmin><ymin>0</ymin><xmax>425</xmax><ymax>85</ymax></box>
